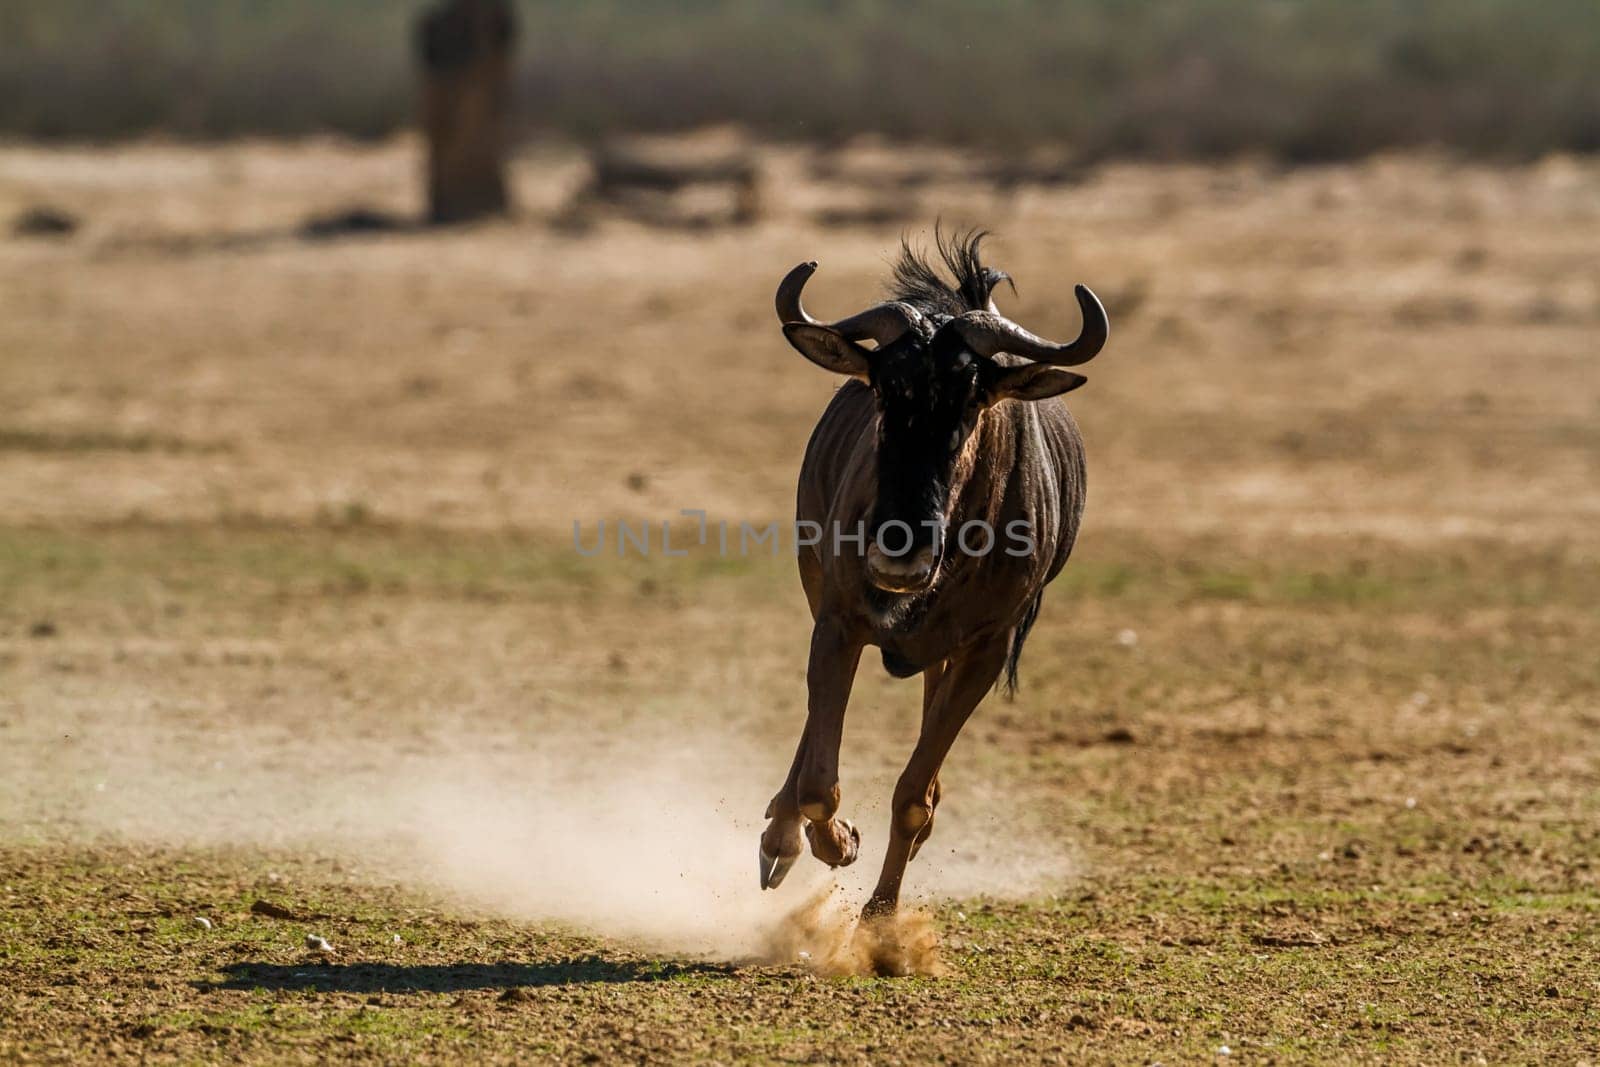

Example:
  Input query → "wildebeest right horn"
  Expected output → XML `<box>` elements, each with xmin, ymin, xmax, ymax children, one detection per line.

<box><xmin>776</xmin><ymin>261</ymin><xmax>923</xmax><ymax>348</ymax></box>
<box><xmin>953</xmin><ymin>284</ymin><xmax>1109</xmax><ymax>366</ymax></box>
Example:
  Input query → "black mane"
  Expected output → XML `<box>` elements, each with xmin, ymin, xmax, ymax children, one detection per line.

<box><xmin>887</xmin><ymin>226</ymin><xmax>1014</xmax><ymax>323</ymax></box>
<box><xmin>879</xmin><ymin>225</ymin><xmax>1041</xmax><ymax>696</ymax></box>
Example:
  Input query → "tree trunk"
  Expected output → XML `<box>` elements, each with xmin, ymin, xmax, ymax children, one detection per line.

<box><xmin>417</xmin><ymin>0</ymin><xmax>516</xmax><ymax>225</ymax></box>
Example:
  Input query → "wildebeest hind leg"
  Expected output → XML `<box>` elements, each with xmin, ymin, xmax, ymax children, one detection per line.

<box><xmin>908</xmin><ymin>776</ymin><xmax>941</xmax><ymax>862</ymax></box>
<box><xmin>863</xmin><ymin>639</ymin><xmax>1007</xmax><ymax>919</ymax></box>
<box><xmin>908</xmin><ymin>661</ymin><xmax>946</xmax><ymax>863</ymax></box>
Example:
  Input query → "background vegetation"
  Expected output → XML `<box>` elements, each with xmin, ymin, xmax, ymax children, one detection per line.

<box><xmin>4</xmin><ymin>0</ymin><xmax>1600</xmax><ymax>159</ymax></box>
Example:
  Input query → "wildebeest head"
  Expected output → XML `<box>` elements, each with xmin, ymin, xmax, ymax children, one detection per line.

<box><xmin>777</xmin><ymin>240</ymin><xmax>1108</xmax><ymax>594</ymax></box>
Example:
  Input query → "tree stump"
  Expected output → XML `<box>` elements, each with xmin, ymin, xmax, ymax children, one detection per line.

<box><xmin>417</xmin><ymin>0</ymin><xmax>516</xmax><ymax>225</ymax></box>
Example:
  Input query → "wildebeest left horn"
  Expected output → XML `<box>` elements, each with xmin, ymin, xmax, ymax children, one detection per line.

<box><xmin>776</xmin><ymin>261</ymin><xmax>923</xmax><ymax>349</ymax></box>
<box><xmin>953</xmin><ymin>284</ymin><xmax>1109</xmax><ymax>366</ymax></box>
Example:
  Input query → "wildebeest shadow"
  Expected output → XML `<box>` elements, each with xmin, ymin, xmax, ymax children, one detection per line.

<box><xmin>198</xmin><ymin>956</ymin><xmax>736</xmax><ymax>994</ymax></box>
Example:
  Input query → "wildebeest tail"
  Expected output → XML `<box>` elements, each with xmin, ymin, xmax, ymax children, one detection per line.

<box><xmin>1002</xmin><ymin>591</ymin><xmax>1043</xmax><ymax>697</ymax></box>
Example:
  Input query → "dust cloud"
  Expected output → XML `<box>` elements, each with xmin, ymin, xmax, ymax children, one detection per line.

<box><xmin>7</xmin><ymin>711</ymin><xmax>1075</xmax><ymax>975</ymax></box>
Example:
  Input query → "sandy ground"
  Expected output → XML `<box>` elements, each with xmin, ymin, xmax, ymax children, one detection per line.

<box><xmin>2</xmin><ymin>138</ymin><xmax>1596</xmax><ymax>541</ymax></box>
<box><xmin>1</xmin><ymin>138</ymin><xmax>1597</xmax><ymax>1063</ymax></box>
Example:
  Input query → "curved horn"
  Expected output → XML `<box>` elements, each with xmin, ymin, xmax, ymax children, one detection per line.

<box><xmin>952</xmin><ymin>284</ymin><xmax>1109</xmax><ymax>366</ymax></box>
<box><xmin>776</xmin><ymin>261</ymin><xmax>922</xmax><ymax>349</ymax></box>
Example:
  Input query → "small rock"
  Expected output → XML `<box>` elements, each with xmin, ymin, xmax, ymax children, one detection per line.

<box><xmin>305</xmin><ymin>935</ymin><xmax>335</xmax><ymax>953</ymax></box>
<box><xmin>1116</xmin><ymin>628</ymin><xmax>1138</xmax><ymax>647</ymax></box>
<box><xmin>193</xmin><ymin>916</ymin><xmax>212</xmax><ymax>930</ymax></box>
<box><xmin>299</xmin><ymin>207</ymin><xmax>409</xmax><ymax>241</ymax></box>
<box><xmin>392</xmin><ymin>934</ymin><xmax>403</xmax><ymax>944</ymax></box>
<box><xmin>1217</xmin><ymin>1045</ymin><xmax>1231</xmax><ymax>1057</ymax></box>
<box><xmin>12</xmin><ymin>206</ymin><xmax>78</xmax><ymax>238</ymax></box>
<box><xmin>250</xmin><ymin>900</ymin><xmax>300</xmax><ymax>920</ymax></box>
<box><xmin>1102</xmin><ymin>726</ymin><xmax>1137</xmax><ymax>745</ymax></box>
<box><xmin>28</xmin><ymin>620</ymin><xmax>57</xmax><ymax>639</ymax></box>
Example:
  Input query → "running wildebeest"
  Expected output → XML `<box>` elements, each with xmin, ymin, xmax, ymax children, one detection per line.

<box><xmin>759</xmin><ymin>231</ymin><xmax>1109</xmax><ymax>919</ymax></box>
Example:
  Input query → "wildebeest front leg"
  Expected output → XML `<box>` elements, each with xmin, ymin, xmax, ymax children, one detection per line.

<box><xmin>758</xmin><ymin>736</ymin><xmax>808</xmax><ymax>889</ymax></box>
<box><xmin>759</xmin><ymin>620</ymin><xmax>863</xmax><ymax>889</ymax></box>
<box><xmin>863</xmin><ymin>638</ymin><xmax>1008</xmax><ymax>918</ymax></box>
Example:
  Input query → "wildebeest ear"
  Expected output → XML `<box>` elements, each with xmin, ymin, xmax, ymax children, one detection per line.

<box><xmin>782</xmin><ymin>323</ymin><xmax>874</xmax><ymax>380</ymax></box>
<box><xmin>986</xmin><ymin>363</ymin><xmax>1088</xmax><ymax>403</ymax></box>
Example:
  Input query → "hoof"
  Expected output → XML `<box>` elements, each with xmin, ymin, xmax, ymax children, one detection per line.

<box><xmin>759</xmin><ymin>846</ymin><xmax>798</xmax><ymax>890</ymax></box>
<box><xmin>860</xmin><ymin>895</ymin><xmax>897</xmax><ymax>922</ymax></box>
<box><xmin>804</xmin><ymin>817</ymin><xmax>860</xmax><ymax>868</ymax></box>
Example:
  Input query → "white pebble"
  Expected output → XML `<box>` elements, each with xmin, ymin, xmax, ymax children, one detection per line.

<box><xmin>305</xmin><ymin>934</ymin><xmax>335</xmax><ymax>953</ymax></box>
<box><xmin>796</xmin><ymin>950</ymin><xmax>811</xmax><ymax>961</ymax></box>
<box><xmin>1405</xmin><ymin>797</ymin><xmax>1417</xmax><ymax>809</ymax></box>
<box><xmin>392</xmin><ymin>934</ymin><xmax>403</xmax><ymax>944</ymax></box>
<box><xmin>1116</xmin><ymin>628</ymin><xmax>1139</xmax><ymax>647</ymax></box>
<box><xmin>193</xmin><ymin>916</ymin><xmax>212</xmax><ymax>930</ymax></box>
<box><xmin>1218</xmin><ymin>1045</ymin><xmax>1231</xmax><ymax>1056</ymax></box>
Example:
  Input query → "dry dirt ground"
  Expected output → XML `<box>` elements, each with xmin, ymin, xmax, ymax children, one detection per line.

<box><xmin>1</xmin><ymin>138</ymin><xmax>1598</xmax><ymax>1064</ymax></box>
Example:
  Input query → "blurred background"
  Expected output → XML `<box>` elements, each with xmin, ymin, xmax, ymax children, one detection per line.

<box><xmin>6</xmin><ymin>0</ymin><xmax>1600</xmax><ymax>156</ymax></box>
<box><xmin>2</xmin><ymin>3</ymin><xmax>1598</xmax><ymax>1059</ymax></box>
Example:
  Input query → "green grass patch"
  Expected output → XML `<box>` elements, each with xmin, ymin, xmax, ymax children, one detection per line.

<box><xmin>0</xmin><ymin>428</ymin><xmax>230</xmax><ymax>455</ymax></box>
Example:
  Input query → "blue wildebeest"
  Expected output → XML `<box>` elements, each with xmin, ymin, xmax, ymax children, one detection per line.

<box><xmin>759</xmin><ymin>231</ymin><xmax>1109</xmax><ymax>919</ymax></box>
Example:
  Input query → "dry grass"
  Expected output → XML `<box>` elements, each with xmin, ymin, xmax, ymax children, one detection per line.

<box><xmin>1</xmin><ymin>140</ymin><xmax>1597</xmax><ymax>1063</ymax></box>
